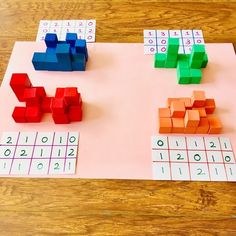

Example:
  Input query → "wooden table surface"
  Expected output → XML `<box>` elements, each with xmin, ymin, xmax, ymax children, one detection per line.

<box><xmin>0</xmin><ymin>1</ymin><xmax>236</xmax><ymax>235</ymax></box>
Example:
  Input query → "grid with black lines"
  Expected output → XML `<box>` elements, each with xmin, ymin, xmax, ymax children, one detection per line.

<box><xmin>144</xmin><ymin>29</ymin><xmax>205</xmax><ymax>55</ymax></box>
<box><xmin>36</xmin><ymin>19</ymin><xmax>96</xmax><ymax>42</ymax></box>
<box><xmin>0</xmin><ymin>131</ymin><xmax>79</xmax><ymax>176</ymax></box>
<box><xmin>152</xmin><ymin>136</ymin><xmax>236</xmax><ymax>181</ymax></box>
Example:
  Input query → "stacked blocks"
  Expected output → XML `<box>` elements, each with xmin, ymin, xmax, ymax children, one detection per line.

<box><xmin>10</xmin><ymin>73</ymin><xmax>82</xmax><ymax>124</ymax></box>
<box><xmin>154</xmin><ymin>38</ymin><xmax>208</xmax><ymax>84</ymax></box>
<box><xmin>32</xmin><ymin>33</ymin><xmax>88</xmax><ymax>71</ymax></box>
<box><xmin>158</xmin><ymin>91</ymin><xmax>222</xmax><ymax>134</ymax></box>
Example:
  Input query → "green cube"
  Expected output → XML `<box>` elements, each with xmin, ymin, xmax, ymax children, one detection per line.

<box><xmin>167</xmin><ymin>53</ymin><xmax>178</xmax><ymax>62</ymax></box>
<box><xmin>154</xmin><ymin>53</ymin><xmax>166</xmax><ymax>68</ymax></box>
<box><xmin>190</xmin><ymin>69</ymin><xmax>202</xmax><ymax>84</ymax></box>
<box><xmin>201</xmin><ymin>53</ymin><xmax>208</xmax><ymax>68</ymax></box>
<box><xmin>177</xmin><ymin>68</ymin><xmax>191</xmax><ymax>84</ymax></box>
<box><xmin>177</xmin><ymin>58</ymin><xmax>189</xmax><ymax>69</ymax></box>
<box><xmin>189</xmin><ymin>59</ymin><xmax>203</xmax><ymax>69</ymax></box>
<box><xmin>166</xmin><ymin>60</ymin><xmax>177</xmax><ymax>68</ymax></box>
<box><xmin>190</xmin><ymin>44</ymin><xmax>206</xmax><ymax>60</ymax></box>
<box><xmin>177</xmin><ymin>54</ymin><xmax>189</xmax><ymax>61</ymax></box>
<box><xmin>167</xmin><ymin>38</ymin><xmax>179</xmax><ymax>54</ymax></box>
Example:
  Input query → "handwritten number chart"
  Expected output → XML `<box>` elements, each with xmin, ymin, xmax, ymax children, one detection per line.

<box><xmin>36</xmin><ymin>20</ymin><xmax>96</xmax><ymax>42</ymax></box>
<box><xmin>0</xmin><ymin>131</ymin><xmax>79</xmax><ymax>176</ymax></box>
<box><xmin>144</xmin><ymin>30</ymin><xmax>205</xmax><ymax>55</ymax></box>
<box><xmin>152</xmin><ymin>136</ymin><xmax>236</xmax><ymax>181</ymax></box>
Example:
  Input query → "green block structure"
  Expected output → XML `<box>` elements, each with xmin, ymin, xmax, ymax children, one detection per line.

<box><xmin>154</xmin><ymin>37</ymin><xmax>208</xmax><ymax>84</ymax></box>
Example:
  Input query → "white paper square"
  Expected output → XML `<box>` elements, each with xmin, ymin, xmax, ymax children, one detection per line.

<box><xmin>10</xmin><ymin>159</ymin><xmax>31</xmax><ymax>175</ymax></box>
<box><xmin>86</xmin><ymin>19</ymin><xmax>96</xmax><ymax>27</ymax></box>
<box><xmin>152</xmin><ymin>136</ymin><xmax>168</xmax><ymax>149</ymax></box>
<box><xmin>1</xmin><ymin>132</ymin><xmax>19</xmax><ymax>145</ymax></box>
<box><xmin>219</xmin><ymin>137</ymin><xmax>233</xmax><ymax>151</ymax></box>
<box><xmin>152</xmin><ymin>150</ymin><xmax>169</xmax><ymax>161</ymax></box>
<box><xmin>0</xmin><ymin>159</ymin><xmax>12</xmax><ymax>174</ymax></box>
<box><xmin>156</xmin><ymin>30</ymin><xmax>169</xmax><ymax>38</ymax></box>
<box><xmin>204</xmin><ymin>137</ymin><xmax>221</xmax><ymax>150</ymax></box>
<box><xmin>0</xmin><ymin>146</ymin><xmax>16</xmax><ymax>158</ymax></box>
<box><xmin>62</xmin><ymin>20</ymin><xmax>76</xmax><ymax>28</ymax></box>
<box><xmin>209</xmin><ymin>164</ymin><xmax>227</xmax><ymax>181</ymax></box>
<box><xmin>169</xmin><ymin>150</ymin><xmax>188</xmax><ymax>162</ymax></box>
<box><xmin>66</xmin><ymin>146</ymin><xmax>78</xmax><ymax>158</ymax></box>
<box><xmin>184</xmin><ymin>46</ymin><xmax>192</xmax><ymax>54</ymax></box>
<box><xmin>143</xmin><ymin>30</ymin><xmax>156</xmax><ymax>37</ymax></box>
<box><xmin>178</xmin><ymin>46</ymin><xmax>184</xmax><ymax>54</ymax></box>
<box><xmin>64</xmin><ymin>159</ymin><xmax>77</xmax><ymax>174</ymax></box>
<box><xmin>182</xmin><ymin>30</ymin><xmax>193</xmax><ymax>38</ymax></box>
<box><xmin>186</xmin><ymin>136</ymin><xmax>205</xmax><ymax>150</ymax></box>
<box><xmin>18</xmin><ymin>132</ymin><xmax>37</xmax><ymax>145</ymax></box>
<box><xmin>33</xmin><ymin>146</ymin><xmax>52</xmax><ymax>158</ymax></box>
<box><xmin>54</xmin><ymin>132</ymin><xmax>68</xmax><ymax>145</ymax></box>
<box><xmin>206</xmin><ymin>151</ymin><xmax>223</xmax><ymax>163</ymax></box>
<box><xmin>76</xmin><ymin>20</ymin><xmax>86</xmax><ymax>28</ymax></box>
<box><xmin>183</xmin><ymin>37</ymin><xmax>194</xmax><ymax>46</ymax></box>
<box><xmin>193</xmin><ymin>30</ymin><xmax>203</xmax><ymax>38</ymax></box>
<box><xmin>39</xmin><ymin>20</ymin><xmax>51</xmax><ymax>28</ymax></box>
<box><xmin>85</xmin><ymin>34</ymin><xmax>96</xmax><ymax>42</ymax></box>
<box><xmin>52</xmin><ymin>146</ymin><xmax>66</xmax><ymax>158</ymax></box>
<box><xmin>15</xmin><ymin>146</ymin><xmax>34</xmax><ymax>159</ymax></box>
<box><xmin>68</xmin><ymin>132</ymin><xmax>79</xmax><ymax>145</ymax></box>
<box><xmin>49</xmin><ymin>159</ymin><xmax>65</xmax><ymax>174</ymax></box>
<box><xmin>222</xmin><ymin>152</ymin><xmax>235</xmax><ymax>164</ymax></box>
<box><xmin>152</xmin><ymin>162</ymin><xmax>171</xmax><ymax>180</ymax></box>
<box><xmin>169</xmin><ymin>30</ymin><xmax>181</xmax><ymax>38</ymax></box>
<box><xmin>157</xmin><ymin>46</ymin><xmax>167</xmax><ymax>54</ymax></box>
<box><xmin>171</xmin><ymin>163</ymin><xmax>190</xmax><ymax>180</ymax></box>
<box><xmin>36</xmin><ymin>132</ymin><xmax>55</xmax><ymax>145</ymax></box>
<box><xmin>30</xmin><ymin>159</ymin><xmax>50</xmax><ymax>175</ymax></box>
<box><xmin>144</xmin><ymin>45</ymin><xmax>156</xmax><ymax>55</ymax></box>
<box><xmin>188</xmin><ymin>150</ymin><xmax>207</xmax><ymax>163</ymax></box>
<box><xmin>194</xmin><ymin>37</ymin><xmax>205</xmax><ymax>45</ymax></box>
<box><xmin>157</xmin><ymin>38</ymin><xmax>168</xmax><ymax>46</ymax></box>
<box><xmin>225</xmin><ymin>164</ymin><xmax>236</xmax><ymax>181</ymax></box>
<box><xmin>168</xmin><ymin>136</ymin><xmax>186</xmax><ymax>150</ymax></box>
<box><xmin>51</xmin><ymin>20</ymin><xmax>63</xmax><ymax>28</ymax></box>
<box><xmin>190</xmin><ymin>163</ymin><xmax>210</xmax><ymax>181</ymax></box>
<box><xmin>144</xmin><ymin>37</ymin><xmax>157</xmax><ymax>46</ymax></box>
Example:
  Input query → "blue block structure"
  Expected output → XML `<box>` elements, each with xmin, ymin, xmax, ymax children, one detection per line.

<box><xmin>32</xmin><ymin>33</ymin><xmax>88</xmax><ymax>71</ymax></box>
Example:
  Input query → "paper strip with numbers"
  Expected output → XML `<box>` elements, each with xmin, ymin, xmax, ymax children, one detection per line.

<box><xmin>0</xmin><ymin>132</ymin><xmax>79</xmax><ymax>176</ymax></box>
<box><xmin>152</xmin><ymin>136</ymin><xmax>236</xmax><ymax>181</ymax></box>
<box><xmin>144</xmin><ymin>29</ymin><xmax>205</xmax><ymax>55</ymax></box>
<box><xmin>36</xmin><ymin>19</ymin><xmax>96</xmax><ymax>42</ymax></box>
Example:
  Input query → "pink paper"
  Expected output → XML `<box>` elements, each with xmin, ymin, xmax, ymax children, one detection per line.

<box><xmin>0</xmin><ymin>42</ymin><xmax>236</xmax><ymax>179</ymax></box>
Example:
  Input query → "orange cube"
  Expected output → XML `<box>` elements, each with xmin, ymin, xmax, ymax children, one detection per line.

<box><xmin>179</xmin><ymin>97</ymin><xmax>192</xmax><ymax>109</ymax></box>
<box><xmin>158</xmin><ymin>108</ymin><xmax>171</xmax><ymax>118</ymax></box>
<box><xmin>159</xmin><ymin>118</ymin><xmax>172</xmax><ymax>133</ymax></box>
<box><xmin>166</xmin><ymin>98</ymin><xmax>179</xmax><ymax>108</ymax></box>
<box><xmin>192</xmin><ymin>108</ymin><xmax>206</xmax><ymax>117</ymax></box>
<box><xmin>170</xmin><ymin>101</ymin><xmax>186</xmax><ymax>118</ymax></box>
<box><xmin>191</xmin><ymin>90</ymin><xmax>206</xmax><ymax>108</ymax></box>
<box><xmin>172</xmin><ymin>118</ymin><xmax>185</xmax><ymax>133</ymax></box>
<box><xmin>205</xmin><ymin>99</ymin><xmax>216</xmax><ymax>114</ymax></box>
<box><xmin>208</xmin><ymin>115</ymin><xmax>222</xmax><ymax>134</ymax></box>
<box><xmin>184</xmin><ymin>126</ymin><xmax>197</xmax><ymax>134</ymax></box>
<box><xmin>184</xmin><ymin>110</ymin><xmax>200</xmax><ymax>127</ymax></box>
<box><xmin>195</xmin><ymin>118</ymin><xmax>209</xmax><ymax>134</ymax></box>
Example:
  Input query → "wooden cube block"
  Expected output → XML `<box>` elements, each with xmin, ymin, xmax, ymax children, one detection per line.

<box><xmin>208</xmin><ymin>115</ymin><xmax>222</xmax><ymax>134</ymax></box>
<box><xmin>179</xmin><ymin>97</ymin><xmax>192</xmax><ymax>109</ymax></box>
<box><xmin>172</xmin><ymin>118</ymin><xmax>184</xmax><ymax>133</ymax></box>
<box><xmin>192</xmin><ymin>108</ymin><xmax>206</xmax><ymax>117</ymax></box>
<box><xmin>159</xmin><ymin>118</ymin><xmax>172</xmax><ymax>133</ymax></box>
<box><xmin>195</xmin><ymin>118</ymin><xmax>209</xmax><ymax>134</ymax></box>
<box><xmin>158</xmin><ymin>108</ymin><xmax>171</xmax><ymax>118</ymax></box>
<box><xmin>191</xmin><ymin>90</ymin><xmax>206</xmax><ymax>107</ymax></box>
<box><xmin>205</xmin><ymin>98</ymin><xmax>216</xmax><ymax>114</ymax></box>
<box><xmin>166</xmin><ymin>98</ymin><xmax>178</xmax><ymax>107</ymax></box>
<box><xmin>184</xmin><ymin>126</ymin><xmax>197</xmax><ymax>134</ymax></box>
<box><xmin>170</xmin><ymin>101</ymin><xmax>186</xmax><ymax>118</ymax></box>
<box><xmin>184</xmin><ymin>110</ymin><xmax>200</xmax><ymax>127</ymax></box>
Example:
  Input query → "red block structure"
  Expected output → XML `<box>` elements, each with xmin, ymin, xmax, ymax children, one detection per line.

<box><xmin>10</xmin><ymin>73</ymin><xmax>83</xmax><ymax>124</ymax></box>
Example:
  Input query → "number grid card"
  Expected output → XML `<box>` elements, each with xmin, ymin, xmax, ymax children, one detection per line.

<box><xmin>152</xmin><ymin>136</ymin><xmax>236</xmax><ymax>182</ymax></box>
<box><xmin>144</xmin><ymin>29</ymin><xmax>205</xmax><ymax>55</ymax></box>
<box><xmin>0</xmin><ymin>132</ymin><xmax>79</xmax><ymax>176</ymax></box>
<box><xmin>36</xmin><ymin>20</ymin><xmax>96</xmax><ymax>42</ymax></box>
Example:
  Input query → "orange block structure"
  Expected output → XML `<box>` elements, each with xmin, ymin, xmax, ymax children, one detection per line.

<box><xmin>157</xmin><ymin>90</ymin><xmax>223</xmax><ymax>134</ymax></box>
<box><xmin>170</xmin><ymin>101</ymin><xmax>186</xmax><ymax>118</ymax></box>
